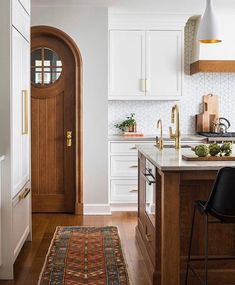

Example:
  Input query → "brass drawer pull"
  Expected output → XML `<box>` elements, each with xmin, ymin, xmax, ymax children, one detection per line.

<box><xmin>130</xmin><ymin>165</ymin><xmax>138</xmax><ymax>168</ymax></box>
<box><xmin>129</xmin><ymin>189</ymin><xmax>138</xmax><ymax>193</ymax></box>
<box><xmin>130</xmin><ymin>146</ymin><xmax>137</xmax><ymax>150</ymax></box>
<box><xmin>19</xmin><ymin>188</ymin><xmax>30</xmax><ymax>200</ymax></box>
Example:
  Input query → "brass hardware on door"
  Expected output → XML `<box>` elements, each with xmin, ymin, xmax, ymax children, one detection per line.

<box><xmin>66</xmin><ymin>131</ymin><xmax>72</xmax><ymax>147</ymax></box>
<box><xmin>22</xmin><ymin>90</ymin><xmax>29</xmax><ymax>135</ymax></box>
<box><xmin>19</xmin><ymin>188</ymin><xmax>30</xmax><ymax>200</ymax></box>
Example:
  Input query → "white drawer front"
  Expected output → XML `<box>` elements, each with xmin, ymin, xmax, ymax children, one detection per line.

<box><xmin>110</xmin><ymin>179</ymin><xmax>138</xmax><ymax>203</ymax></box>
<box><xmin>12</xmin><ymin>184</ymin><xmax>31</xmax><ymax>261</ymax></box>
<box><xmin>111</xmin><ymin>156</ymin><xmax>138</xmax><ymax>177</ymax></box>
<box><xmin>110</xmin><ymin>142</ymin><xmax>138</xmax><ymax>154</ymax></box>
<box><xmin>110</xmin><ymin>141</ymin><xmax>154</xmax><ymax>154</ymax></box>
<box><xmin>12</xmin><ymin>0</ymin><xmax>30</xmax><ymax>41</ymax></box>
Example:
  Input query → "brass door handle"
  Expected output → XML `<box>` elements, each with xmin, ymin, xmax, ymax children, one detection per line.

<box><xmin>67</xmin><ymin>131</ymin><xmax>72</xmax><ymax>147</ymax></box>
<box><xmin>22</xmin><ymin>90</ymin><xmax>29</xmax><ymax>135</ymax></box>
<box><xmin>19</xmin><ymin>188</ymin><xmax>30</xmax><ymax>200</ymax></box>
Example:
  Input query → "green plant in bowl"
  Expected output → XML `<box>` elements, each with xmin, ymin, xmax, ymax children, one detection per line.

<box><xmin>114</xmin><ymin>113</ymin><xmax>136</xmax><ymax>132</ymax></box>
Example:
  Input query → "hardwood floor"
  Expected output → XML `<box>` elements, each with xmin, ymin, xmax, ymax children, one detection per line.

<box><xmin>0</xmin><ymin>212</ymin><xmax>151</xmax><ymax>285</ymax></box>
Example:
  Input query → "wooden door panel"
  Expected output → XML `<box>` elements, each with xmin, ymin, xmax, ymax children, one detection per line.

<box><xmin>31</xmin><ymin>31</ymin><xmax>75</xmax><ymax>213</ymax></box>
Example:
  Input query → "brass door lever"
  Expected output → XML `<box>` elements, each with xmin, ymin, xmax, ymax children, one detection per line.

<box><xmin>66</xmin><ymin>131</ymin><xmax>72</xmax><ymax>147</ymax></box>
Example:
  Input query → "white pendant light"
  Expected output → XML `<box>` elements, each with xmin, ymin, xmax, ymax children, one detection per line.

<box><xmin>198</xmin><ymin>0</ymin><xmax>222</xmax><ymax>44</ymax></box>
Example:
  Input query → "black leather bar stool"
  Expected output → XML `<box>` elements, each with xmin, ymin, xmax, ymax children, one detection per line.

<box><xmin>185</xmin><ymin>167</ymin><xmax>235</xmax><ymax>285</ymax></box>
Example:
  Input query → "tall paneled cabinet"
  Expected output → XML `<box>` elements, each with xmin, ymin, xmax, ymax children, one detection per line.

<box><xmin>0</xmin><ymin>0</ymin><xmax>31</xmax><ymax>279</ymax></box>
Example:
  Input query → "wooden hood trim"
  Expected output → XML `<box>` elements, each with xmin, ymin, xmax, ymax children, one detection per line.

<box><xmin>190</xmin><ymin>60</ymin><xmax>235</xmax><ymax>75</ymax></box>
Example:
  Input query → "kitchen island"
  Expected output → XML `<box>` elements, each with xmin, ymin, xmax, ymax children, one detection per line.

<box><xmin>136</xmin><ymin>145</ymin><xmax>235</xmax><ymax>285</ymax></box>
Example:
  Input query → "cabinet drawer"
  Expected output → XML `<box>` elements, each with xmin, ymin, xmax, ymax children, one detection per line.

<box><xmin>110</xmin><ymin>142</ymin><xmax>154</xmax><ymax>154</ymax></box>
<box><xmin>110</xmin><ymin>142</ymin><xmax>138</xmax><ymax>154</ymax></box>
<box><xmin>110</xmin><ymin>156</ymin><xmax>138</xmax><ymax>177</ymax></box>
<box><xmin>110</xmin><ymin>179</ymin><xmax>138</xmax><ymax>203</ymax></box>
<box><xmin>12</xmin><ymin>183</ymin><xmax>31</xmax><ymax>262</ymax></box>
<box><xmin>12</xmin><ymin>0</ymin><xmax>30</xmax><ymax>41</ymax></box>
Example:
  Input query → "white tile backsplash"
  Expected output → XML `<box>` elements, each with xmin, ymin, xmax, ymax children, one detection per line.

<box><xmin>108</xmin><ymin>20</ymin><xmax>235</xmax><ymax>135</ymax></box>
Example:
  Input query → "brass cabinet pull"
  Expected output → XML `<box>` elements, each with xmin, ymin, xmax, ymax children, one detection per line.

<box><xmin>145</xmin><ymin>79</ymin><xmax>149</xmax><ymax>92</ymax></box>
<box><xmin>19</xmin><ymin>188</ymin><xmax>30</xmax><ymax>200</ymax></box>
<box><xmin>130</xmin><ymin>165</ymin><xmax>138</xmax><ymax>168</ymax></box>
<box><xmin>140</xmin><ymin>79</ymin><xmax>145</xmax><ymax>92</ymax></box>
<box><xmin>66</xmin><ymin>131</ymin><xmax>72</xmax><ymax>147</ymax></box>
<box><xmin>129</xmin><ymin>189</ymin><xmax>138</xmax><ymax>193</ymax></box>
<box><xmin>22</xmin><ymin>90</ymin><xmax>29</xmax><ymax>135</ymax></box>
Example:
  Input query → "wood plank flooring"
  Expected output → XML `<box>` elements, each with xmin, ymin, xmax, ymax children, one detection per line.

<box><xmin>0</xmin><ymin>212</ymin><xmax>151</xmax><ymax>285</ymax></box>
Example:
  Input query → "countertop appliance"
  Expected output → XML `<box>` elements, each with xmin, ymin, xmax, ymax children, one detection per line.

<box><xmin>212</xmin><ymin>117</ymin><xmax>230</xmax><ymax>134</ymax></box>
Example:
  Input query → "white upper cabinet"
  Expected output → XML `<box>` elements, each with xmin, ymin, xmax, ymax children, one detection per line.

<box><xmin>146</xmin><ymin>31</ymin><xmax>182</xmax><ymax>98</ymax></box>
<box><xmin>109</xmin><ymin>31</ymin><xmax>145</xmax><ymax>99</ymax></box>
<box><xmin>109</xmin><ymin>29</ymin><xmax>183</xmax><ymax>100</ymax></box>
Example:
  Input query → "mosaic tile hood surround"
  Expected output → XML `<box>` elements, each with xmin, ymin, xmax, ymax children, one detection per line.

<box><xmin>108</xmin><ymin>20</ymin><xmax>235</xmax><ymax>135</ymax></box>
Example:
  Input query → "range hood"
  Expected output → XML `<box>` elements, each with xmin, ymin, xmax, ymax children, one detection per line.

<box><xmin>190</xmin><ymin>15</ymin><xmax>235</xmax><ymax>74</ymax></box>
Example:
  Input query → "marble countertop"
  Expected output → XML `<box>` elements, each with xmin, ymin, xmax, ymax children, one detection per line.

<box><xmin>136</xmin><ymin>145</ymin><xmax>235</xmax><ymax>171</ymax></box>
<box><xmin>109</xmin><ymin>134</ymin><xmax>206</xmax><ymax>142</ymax></box>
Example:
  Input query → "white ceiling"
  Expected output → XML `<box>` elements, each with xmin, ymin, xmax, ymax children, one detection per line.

<box><xmin>31</xmin><ymin>0</ymin><xmax>235</xmax><ymax>14</ymax></box>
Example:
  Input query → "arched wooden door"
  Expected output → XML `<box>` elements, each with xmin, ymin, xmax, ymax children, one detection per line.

<box><xmin>31</xmin><ymin>26</ymin><xmax>83</xmax><ymax>214</ymax></box>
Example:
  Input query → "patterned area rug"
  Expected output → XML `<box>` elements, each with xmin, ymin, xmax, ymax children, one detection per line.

<box><xmin>38</xmin><ymin>226</ymin><xmax>130</xmax><ymax>285</ymax></box>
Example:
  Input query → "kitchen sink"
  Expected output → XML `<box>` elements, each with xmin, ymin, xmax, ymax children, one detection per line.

<box><xmin>154</xmin><ymin>144</ymin><xmax>192</xmax><ymax>149</ymax></box>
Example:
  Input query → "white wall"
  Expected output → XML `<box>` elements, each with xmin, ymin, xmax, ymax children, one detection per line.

<box><xmin>31</xmin><ymin>6</ymin><xmax>109</xmax><ymax>212</ymax></box>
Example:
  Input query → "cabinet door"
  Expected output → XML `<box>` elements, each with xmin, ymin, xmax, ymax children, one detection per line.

<box><xmin>12</xmin><ymin>27</ymin><xmax>30</xmax><ymax>197</ymax></box>
<box><xmin>18</xmin><ymin>0</ymin><xmax>30</xmax><ymax>15</ymax></box>
<box><xmin>21</xmin><ymin>36</ymin><xmax>30</xmax><ymax>188</ymax></box>
<box><xmin>146</xmin><ymin>30</ymin><xmax>182</xmax><ymax>98</ymax></box>
<box><xmin>12</xmin><ymin>0</ymin><xmax>30</xmax><ymax>41</ymax></box>
<box><xmin>109</xmin><ymin>30</ymin><xmax>145</xmax><ymax>99</ymax></box>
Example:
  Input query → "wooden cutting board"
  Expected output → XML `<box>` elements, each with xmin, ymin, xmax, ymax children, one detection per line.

<box><xmin>196</xmin><ymin>94</ymin><xmax>219</xmax><ymax>132</ymax></box>
<box><xmin>182</xmin><ymin>154</ymin><xmax>235</xmax><ymax>161</ymax></box>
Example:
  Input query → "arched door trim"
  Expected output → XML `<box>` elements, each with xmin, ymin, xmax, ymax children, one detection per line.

<box><xmin>31</xmin><ymin>26</ymin><xmax>83</xmax><ymax>215</ymax></box>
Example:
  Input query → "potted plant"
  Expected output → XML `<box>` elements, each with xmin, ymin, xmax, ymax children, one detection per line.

<box><xmin>115</xmin><ymin>113</ymin><xmax>137</xmax><ymax>133</ymax></box>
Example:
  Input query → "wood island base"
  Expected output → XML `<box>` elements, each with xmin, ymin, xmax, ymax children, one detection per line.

<box><xmin>137</xmin><ymin>149</ymin><xmax>235</xmax><ymax>285</ymax></box>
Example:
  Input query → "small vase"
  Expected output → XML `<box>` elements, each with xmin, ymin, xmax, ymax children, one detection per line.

<box><xmin>128</xmin><ymin>124</ymin><xmax>137</xmax><ymax>133</ymax></box>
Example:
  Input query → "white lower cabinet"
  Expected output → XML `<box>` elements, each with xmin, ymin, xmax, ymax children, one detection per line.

<box><xmin>12</xmin><ymin>183</ymin><xmax>31</xmax><ymax>261</ymax></box>
<box><xmin>109</xmin><ymin>140</ymin><xmax>154</xmax><ymax>211</ymax></box>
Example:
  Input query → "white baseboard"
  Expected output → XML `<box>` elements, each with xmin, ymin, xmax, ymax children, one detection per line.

<box><xmin>84</xmin><ymin>204</ymin><xmax>111</xmax><ymax>215</ymax></box>
<box><xmin>110</xmin><ymin>203</ymin><xmax>137</xmax><ymax>212</ymax></box>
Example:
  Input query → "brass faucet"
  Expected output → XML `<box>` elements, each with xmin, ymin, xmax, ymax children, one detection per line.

<box><xmin>169</xmin><ymin>104</ymin><xmax>181</xmax><ymax>149</ymax></box>
<box><xmin>156</xmin><ymin>119</ymin><xmax>164</xmax><ymax>150</ymax></box>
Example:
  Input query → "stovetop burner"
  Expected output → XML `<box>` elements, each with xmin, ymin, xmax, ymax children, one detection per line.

<box><xmin>198</xmin><ymin>132</ymin><xmax>235</xmax><ymax>137</ymax></box>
